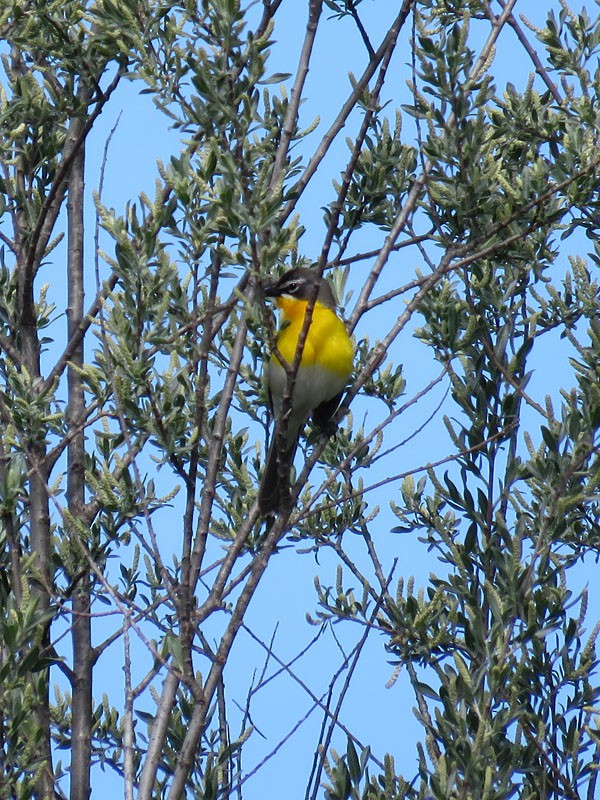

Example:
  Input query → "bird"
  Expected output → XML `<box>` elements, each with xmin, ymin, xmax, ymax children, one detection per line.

<box><xmin>258</xmin><ymin>267</ymin><xmax>354</xmax><ymax>515</ymax></box>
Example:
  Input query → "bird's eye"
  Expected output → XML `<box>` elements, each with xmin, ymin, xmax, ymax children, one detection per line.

<box><xmin>286</xmin><ymin>281</ymin><xmax>299</xmax><ymax>293</ymax></box>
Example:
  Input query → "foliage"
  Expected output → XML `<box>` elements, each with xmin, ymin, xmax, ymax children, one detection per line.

<box><xmin>0</xmin><ymin>0</ymin><xmax>599</xmax><ymax>799</ymax></box>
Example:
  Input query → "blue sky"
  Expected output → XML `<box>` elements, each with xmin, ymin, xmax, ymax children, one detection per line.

<box><xmin>34</xmin><ymin>0</ymin><xmax>600</xmax><ymax>795</ymax></box>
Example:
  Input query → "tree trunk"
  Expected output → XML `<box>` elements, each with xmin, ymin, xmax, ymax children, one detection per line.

<box><xmin>66</xmin><ymin>142</ymin><xmax>92</xmax><ymax>800</ymax></box>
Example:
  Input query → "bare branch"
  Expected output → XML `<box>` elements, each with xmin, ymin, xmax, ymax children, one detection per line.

<box><xmin>269</xmin><ymin>0</ymin><xmax>323</xmax><ymax>191</ymax></box>
<box><xmin>279</xmin><ymin>0</ymin><xmax>415</xmax><ymax>225</ymax></box>
<box><xmin>348</xmin><ymin>0</ymin><xmax>522</xmax><ymax>328</ymax></box>
<box><xmin>492</xmin><ymin>0</ymin><xmax>564</xmax><ymax>105</ymax></box>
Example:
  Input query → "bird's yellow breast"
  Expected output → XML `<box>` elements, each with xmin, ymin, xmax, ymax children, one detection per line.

<box><xmin>272</xmin><ymin>297</ymin><xmax>354</xmax><ymax>378</ymax></box>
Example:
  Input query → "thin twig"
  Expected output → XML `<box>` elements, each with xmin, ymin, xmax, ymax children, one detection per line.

<box><xmin>279</xmin><ymin>1</ymin><xmax>415</xmax><ymax>226</ymax></box>
<box><xmin>347</xmin><ymin>0</ymin><xmax>374</xmax><ymax>58</ymax></box>
<box><xmin>269</xmin><ymin>0</ymin><xmax>323</xmax><ymax>191</ymax></box>
<box><xmin>492</xmin><ymin>0</ymin><xmax>563</xmax><ymax>105</ymax></box>
<box><xmin>318</xmin><ymin>4</ymin><xmax>403</xmax><ymax>270</ymax></box>
<box><xmin>123</xmin><ymin>612</ymin><xmax>135</xmax><ymax>800</ymax></box>
<box><xmin>348</xmin><ymin>0</ymin><xmax>521</xmax><ymax>330</ymax></box>
<box><xmin>305</xmin><ymin>572</ymin><xmax>393</xmax><ymax>800</ymax></box>
<box><xmin>296</xmin><ymin>423</ymin><xmax>518</xmax><ymax>525</ymax></box>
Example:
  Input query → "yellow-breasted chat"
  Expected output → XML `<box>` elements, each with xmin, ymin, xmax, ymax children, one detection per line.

<box><xmin>258</xmin><ymin>267</ymin><xmax>354</xmax><ymax>515</ymax></box>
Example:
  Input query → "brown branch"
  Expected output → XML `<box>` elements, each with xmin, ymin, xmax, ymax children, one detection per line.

<box><xmin>138</xmin><ymin>671</ymin><xmax>180</xmax><ymax>798</ymax></box>
<box><xmin>167</xmin><ymin>510</ymin><xmax>286</xmax><ymax>798</ymax></box>
<box><xmin>279</xmin><ymin>0</ymin><xmax>416</xmax><ymax>226</ymax></box>
<box><xmin>123</xmin><ymin>613</ymin><xmax>135</xmax><ymax>800</ymax></box>
<box><xmin>268</xmin><ymin>0</ymin><xmax>323</xmax><ymax>192</ymax></box>
<box><xmin>288</xmin><ymin>368</ymin><xmax>448</xmax><ymax>520</ymax></box>
<box><xmin>346</xmin><ymin>0</ymin><xmax>375</xmax><ymax>58</ymax></box>
<box><xmin>66</xmin><ymin>136</ymin><xmax>93</xmax><ymax>800</ymax></box>
<box><xmin>188</xmin><ymin>290</ymin><xmax>259</xmax><ymax>584</ymax></box>
<box><xmin>317</xmin><ymin>5</ymin><xmax>403</xmax><ymax>270</ymax></box>
<box><xmin>406</xmin><ymin>661</ymin><xmax>442</xmax><ymax>760</ymax></box>
<box><xmin>0</xmin><ymin>433</ymin><xmax>23</xmax><ymax>605</ymax></box>
<box><xmin>22</xmin><ymin>70</ymin><xmax>122</xmax><ymax>299</ymax></box>
<box><xmin>348</xmin><ymin>0</ymin><xmax>521</xmax><ymax>330</ymax></box>
<box><xmin>0</xmin><ymin>332</ymin><xmax>22</xmax><ymax>370</ymax></box>
<box><xmin>306</xmin><ymin>574</ymin><xmax>392</xmax><ymax>800</ymax></box>
<box><xmin>259</xmin><ymin>0</ymin><xmax>285</xmax><ymax>31</ymax></box>
<box><xmin>300</xmin><ymin>423</ymin><xmax>519</xmax><ymax>525</ymax></box>
<box><xmin>238</xmin><ymin>623</ymin><xmax>386</xmax><ymax>774</ymax></box>
<box><xmin>334</xmin><ymin>230</ymin><xmax>433</xmax><ymax>269</ymax></box>
<box><xmin>492</xmin><ymin>0</ymin><xmax>564</xmax><ymax>105</ymax></box>
<box><xmin>346</xmin><ymin>145</ymin><xmax>600</xmax><ymax>396</ymax></box>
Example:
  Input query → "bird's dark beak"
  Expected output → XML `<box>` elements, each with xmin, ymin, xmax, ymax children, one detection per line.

<box><xmin>263</xmin><ymin>281</ymin><xmax>278</xmax><ymax>298</ymax></box>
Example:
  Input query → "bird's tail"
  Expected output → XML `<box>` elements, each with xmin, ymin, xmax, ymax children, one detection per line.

<box><xmin>258</xmin><ymin>430</ymin><xmax>298</xmax><ymax>515</ymax></box>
